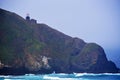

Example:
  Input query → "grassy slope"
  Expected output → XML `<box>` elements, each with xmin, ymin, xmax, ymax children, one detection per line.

<box><xmin>0</xmin><ymin>9</ymin><xmax>45</xmax><ymax>65</ymax></box>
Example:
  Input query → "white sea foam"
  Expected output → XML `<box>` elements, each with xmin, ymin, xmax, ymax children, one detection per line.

<box><xmin>0</xmin><ymin>75</ymin><xmax>11</xmax><ymax>80</ymax></box>
<box><xmin>103</xmin><ymin>73</ymin><xmax>120</xmax><ymax>75</ymax></box>
<box><xmin>74</xmin><ymin>73</ymin><xmax>88</xmax><ymax>76</ymax></box>
<box><xmin>43</xmin><ymin>75</ymin><xmax>79</xmax><ymax>80</ymax></box>
<box><xmin>43</xmin><ymin>75</ymin><xmax>82</xmax><ymax>80</ymax></box>
<box><xmin>43</xmin><ymin>75</ymin><xmax>60</xmax><ymax>80</ymax></box>
<box><xmin>4</xmin><ymin>79</ymin><xmax>11</xmax><ymax>80</ymax></box>
<box><xmin>58</xmin><ymin>73</ymin><xmax>67</xmax><ymax>75</ymax></box>
<box><xmin>74</xmin><ymin>73</ymin><xmax>120</xmax><ymax>77</ymax></box>
<box><xmin>25</xmin><ymin>73</ymin><xmax>35</xmax><ymax>76</ymax></box>
<box><xmin>0</xmin><ymin>73</ymin><xmax>120</xmax><ymax>80</ymax></box>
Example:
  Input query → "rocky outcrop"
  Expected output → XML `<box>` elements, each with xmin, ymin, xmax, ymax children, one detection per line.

<box><xmin>70</xmin><ymin>43</ymin><xmax>118</xmax><ymax>73</ymax></box>
<box><xmin>0</xmin><ymin>8</ymin><xmax>119</xmax><ymax>75</ymax></box>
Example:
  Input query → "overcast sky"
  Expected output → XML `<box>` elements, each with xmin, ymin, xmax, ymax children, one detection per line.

<box><xmin>0</xmin><ymin>0</ymin><xmax>120</xmax><ymax>67</ymax></box>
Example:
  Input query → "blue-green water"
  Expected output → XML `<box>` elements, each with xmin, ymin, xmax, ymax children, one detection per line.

<box><xmin>0</xmin><ymin>73</ymin><xmax>120</xmax><ymax>80</ymax></box>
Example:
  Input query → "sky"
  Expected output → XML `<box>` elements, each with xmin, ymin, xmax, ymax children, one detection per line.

<box><xmin>0</xmin><ymin>0</ymin><xmax>120</xmax><ymax>67</ymax></box>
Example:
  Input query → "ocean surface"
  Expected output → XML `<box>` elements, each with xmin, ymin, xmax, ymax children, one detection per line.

<box><xmin>0</xmin><ymin>73</ymin><xmax>120</xmax><ymax>80</ymax></box>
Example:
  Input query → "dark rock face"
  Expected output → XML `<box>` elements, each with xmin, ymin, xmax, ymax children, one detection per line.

<box><xmin>70</xmin><ymin>43</ymin><xmax>118</xmax><ymax>73</ymax></box>
<box><xmin>0</xmin><ymin>8</ymin><xmax>119</xmax><ymax>75</ymax></box>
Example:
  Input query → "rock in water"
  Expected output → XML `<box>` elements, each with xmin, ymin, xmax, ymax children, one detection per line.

<box><xmin>0</xmin><ymin>8</ymin><xmax>119</xmax><ymax>75</ymax></box>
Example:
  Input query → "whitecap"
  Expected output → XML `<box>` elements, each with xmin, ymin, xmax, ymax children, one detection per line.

<box><xmin>43</xmin><ymin>75</ymin><xmax>60</xmax><ymax>80</ymax></box>
<box><xmin>4</xmin><ymin>79</ymin><xmax>11</xmax><ymax>80</ymax></box>
<box><xmin>74</xmin><ymin>73</ymin><xmax>87</xmax><ymax>77</ymax></box>
<box><xmin>58</xmin><ymin>73</ymin><xmax>68</xmax><ymax>75</ymax></box>
<box><xmin>74</xmin><ymin>72</ymin><xmax>120</xmax><ymax>77</ymax></box>
<box><xmin>103</xmin><ymin>73</ymin><xmax>120</xmax><ymax>75</ymax></box>
<box><xmin>25</xmin><ymin>73</ymin><xmax>35</xmax><ymax>76</ymax></box>
<box><xmin>43</xmin><ymin>75</ymin><xmax>81</xmax><ymax>80</ymax></box>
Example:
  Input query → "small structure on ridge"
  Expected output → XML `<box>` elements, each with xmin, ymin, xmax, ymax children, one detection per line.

<box><xmin>26</xmin><ymin>13</ymin><xmax>37</xmax><ymax>24</ymax></box>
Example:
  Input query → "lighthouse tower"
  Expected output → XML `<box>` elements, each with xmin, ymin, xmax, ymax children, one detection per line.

<box><xmin>26</xmin><ymin>13</ymin><xmax>30</xmax><ymax>21</ymax></box>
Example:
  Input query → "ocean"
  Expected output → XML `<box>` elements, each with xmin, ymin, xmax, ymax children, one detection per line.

<box><xmin>0</xmin><ymin>73</ymin><xmax>120</xmax><ymax>80</ymax></box>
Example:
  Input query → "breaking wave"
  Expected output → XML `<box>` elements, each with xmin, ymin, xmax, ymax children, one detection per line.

<box><xmin>0</xmin><ymin>73</ymin><xmax>120</xmax><ymax>80</ymax></box>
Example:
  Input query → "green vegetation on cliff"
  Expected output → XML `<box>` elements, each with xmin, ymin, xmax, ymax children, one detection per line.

<box><xmin>0</xmin><ymin>9</ymin><xmax>45</xmax><ymax>66</ymax></box>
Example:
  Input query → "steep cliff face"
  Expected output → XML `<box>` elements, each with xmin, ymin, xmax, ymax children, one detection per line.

<box><xmin>70</xmin><ymin>43</ymin><xmax>118</xmax><ymax>73</ymax></box>
<box><xmin>0</xmin><ymin>8</ymin><xmax>119</xmax><ymax>75</ymax></box>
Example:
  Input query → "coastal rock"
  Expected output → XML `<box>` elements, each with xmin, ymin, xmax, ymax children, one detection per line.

<box><xmin>0</xmin><ymin>8</ymin><xmax>119</xmax><ymax>75</ymax></box>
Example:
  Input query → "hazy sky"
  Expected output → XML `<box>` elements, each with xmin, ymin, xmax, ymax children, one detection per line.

<box><xmin>0</xmin><ymin>0</ymin><xmax>120</xmax><ymax>67</ymax></box>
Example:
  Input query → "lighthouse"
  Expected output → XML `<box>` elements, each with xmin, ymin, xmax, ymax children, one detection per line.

<box><xmin>26</xmin><ymin>13</ymin><xmax>30</xmax><ymax>21</ymax></box>
<box><xmin>25</xmin><ymin>13</ymin><xmax>37</xmax><ymax>24</ymax></box>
